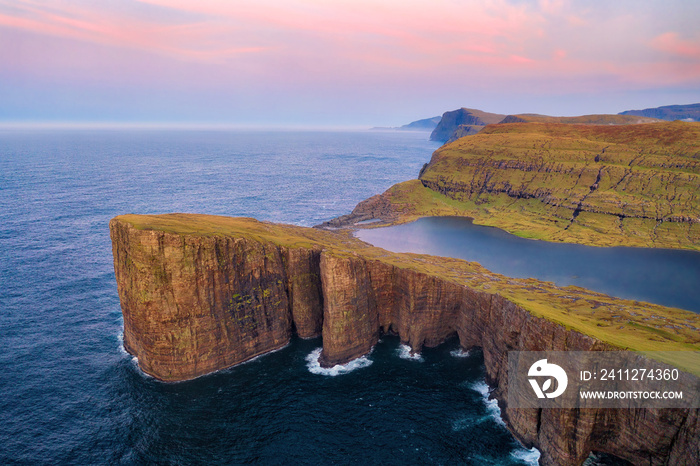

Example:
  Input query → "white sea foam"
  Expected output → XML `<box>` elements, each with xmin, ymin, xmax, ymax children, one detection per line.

<box><xmin>116</xmin><ymin>331</ymin><xmax>138</xmax><ymax>363</ymax></box>
<box><xmin>117</xmin><ymin>331</ymin><xmax>128</xmax><ymax>355</ymax></box>
<box><xmin>305</xmin><ymin>347</ymin><xmax>373</xmax><ymax>376</ymax></box>
<box><xmin>470</xmin><ymin>380</ymin><xmax>506</xmax><ymax>427</ymax></box>
<box><xmin>511</xmin><ymin>447</ymin><xmax>541</xmax><ymax>465</ymax></box>
<box><xmin>452</xmin><ymin>379</ymin><xmax>509</xmax><ymax>432</ymax></box>
<box><xmin>397</xmin><ymin>344</ymin><xmax>424</xmax><ymax>362</ymax></box>
<box><xmin>450</xmin><ymin>348</ymin><xmax>471</xmax><ymax>358</ymax></box>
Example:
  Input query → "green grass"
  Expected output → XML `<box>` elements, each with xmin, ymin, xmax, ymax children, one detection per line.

<box><xmin>507</xmin><ymin>113</ymin><xmax>660</xmax><ymax>125</ymax></box>
<box><xmin>359</xmin><ymin>121</ymin><xmax>700</xmax><ymax>250</ymax></box>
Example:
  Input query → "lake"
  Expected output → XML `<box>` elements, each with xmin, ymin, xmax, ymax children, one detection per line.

<box><xmin>356</xmin><ymin>216</ymin><xmax>700</xmax><ymax>313</ymax></box>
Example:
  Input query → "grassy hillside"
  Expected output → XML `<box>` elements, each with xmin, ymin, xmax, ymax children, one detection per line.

<box><xmin>502</xmin><ymin>113</ymin><xmax>660</xmax><ymax>125</ymax></box>
<box><xmin>352</xmin><ymin>121</ymin><xmax>700</xmax><ymax>250</ymax></box>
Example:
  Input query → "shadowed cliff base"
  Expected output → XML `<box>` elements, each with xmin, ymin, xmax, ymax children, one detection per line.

<box><xmin>111</xmin><ymin>214</ymin><xmax>699</xmax><ymax>466</ymax></box>
<box><xmin>322</xmin><ymin>121</ymin><xmax>700</xmax><ymax>251</ymax></box>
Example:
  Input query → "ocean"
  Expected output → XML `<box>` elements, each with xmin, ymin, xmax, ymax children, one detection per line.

<box><xmin>0</xmin><ymin>129</ymin><xmax>551</xmax><ymax>465</ymax></box>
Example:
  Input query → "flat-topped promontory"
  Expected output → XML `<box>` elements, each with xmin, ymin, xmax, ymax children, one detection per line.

<box><xmin>110</xmin><ymin>213</ymin><xmax>700</xmax><ymax>465</ymax></box>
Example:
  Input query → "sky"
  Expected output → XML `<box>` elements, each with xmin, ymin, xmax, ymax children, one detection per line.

<box><xmin>1</xmin><ymin>0</ymin><xmax>699</xmax><ymax>127</ymax></box>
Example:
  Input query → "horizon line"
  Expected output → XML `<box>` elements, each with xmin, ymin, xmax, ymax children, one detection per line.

<box><xmin>0</xmin><ymin>121</ymin><xmax>377</xmax><ymax>131</ymax></box>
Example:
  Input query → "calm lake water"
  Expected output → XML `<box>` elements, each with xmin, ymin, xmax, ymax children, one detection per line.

<box><xmin>356</xmin><ymin>216</ymin><xmax>700</xmax><ymax>313</ymax></box>
<box><xmin>0</xmin><ymin>130</ymin><xmax>562</xmax><ymax>465</ymax></box>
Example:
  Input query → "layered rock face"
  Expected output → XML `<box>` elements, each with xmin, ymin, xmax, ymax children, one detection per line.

<box><xmin>110</xmin><ymin>219</ymin><xmax>294</xmax><ymax>380</ymax></box>
<box><xmin>111</xmin><ymin>215</ymin><xmax>699</xmax><ymax>465</ymax></box>
<box><xmin>421</xmin><ymin>122</ymin><xmax>700</xmax><ymax>230</ymax></box>
<box><xmin>323</xmin><ymin>121</ymin><xmax>700</xmax><ymax>250</ymax></box>
<box><xmin>467</xmin><ymin>295</ymin><xmax>699</xmax><ymax>465</ymax></box>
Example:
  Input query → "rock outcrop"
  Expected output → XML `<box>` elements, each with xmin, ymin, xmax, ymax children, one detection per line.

<box><xmin>430</xmin><ymin>108</ymin><xmax>506</xmax><ymax>142</ymax></box>
<box><xmin>110</xmin><ymin>220</ymin><xmax>294</xmax><ymax>380</ymax></box>
<box><xmin>111</xmin><ymin>213</ymin><xmax>700</xmax><ymax>465</ymax></box>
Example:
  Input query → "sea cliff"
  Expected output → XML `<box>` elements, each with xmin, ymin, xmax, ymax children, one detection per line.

<box><xmin>323</xmin><ymin>121</ymin><xmax>700</xmax><ymax>251</ymax></box>
<box><xmin>111</xmin><ymin>213</ymin><xmax>699</xmax><ymax>465</ymax></box>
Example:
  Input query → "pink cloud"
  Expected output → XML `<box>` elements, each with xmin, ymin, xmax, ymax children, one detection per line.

<box><xmin>2</xmin><ymin>0</ymin><xmax>699</xmax><ymax>97</ymax></box>
<box><xmin>1</xmin><ymin>1</ymin><xmax>272</xmax><ymax>63</ymax></box>
<box><xmin>132</xmin><ymin>0</ymin><xmax>548</xmax><ymax>62</ymax></box>
<box><xmin>652</xmin><ymin>32</ymin><xmax>700</xmax><ymax>59</ymax></box>
<box><xmin>553</xmin><ymin>49</ymin><xmax>567</xmax><ymax>60</ymax></box>
<box><xmin>509</xmin><ymin>54</ymin><xmax>536</xmax><ymax>65</ymax></box>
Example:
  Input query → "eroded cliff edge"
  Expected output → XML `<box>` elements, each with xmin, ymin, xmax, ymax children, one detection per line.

<box><xmin>111</xmin><ymin>214</ymin><xmax>700</xmax><ymax>465</ymax></box>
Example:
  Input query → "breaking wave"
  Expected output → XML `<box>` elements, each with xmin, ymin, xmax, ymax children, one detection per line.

<box><xmin>450</xmin><ymin>348</ymin><xmax>471</xmax><ymax>358</ymax></box>
<box><xmin>452</xmin><ymin>379</ymin><xmax>511</xmax><ymax>432</ymax></box>
<box><xmin>117</xmin><ymin>331</ymin><xmax>128</xmax><ymax>355</ymax></box>
<box><xmin>397</xmin><ymin>344</ymin><xmax>424</xmax><ymax>362</ymax></box>
<box><xmin>468</xmin><ymin>380</ymin><xmax>541</xmax><ymax>463</ymax></box>
<box><xmin>470</xmin><ymin>380</ymin><xmax>506</xmax><ymax>427</ymax></box>
<box><xmin>306</xmin><ymin>347</ymin><xmax>373</xmax><ymax>376</ymax></box>
<box><xmin>511</xmin><ymin>447</ymin><xmax>541</xmax><ymax>465</ymax></box>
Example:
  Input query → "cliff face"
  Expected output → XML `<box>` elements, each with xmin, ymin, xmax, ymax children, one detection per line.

<box><xmin>110</xmin><ymin>219</ymin><xmax>294</xmax><ymax>380</ymax></box>
<box><xmin>430</xmin><ymin>108</ymin><xmax>506</xmax><ymax>142</ymax></box>
<box><xmin>111</xmin><ymin>214</ymin><xmax>699</xmax><ymax>465</ymax></box>
<box><xmin>330</xmin><ymin>121</ymin><xmax>700</xmax><ymax>250</ymax></box>
<box><xmin>318</xmin><ymin>254</ymin><xmax>379</xmax><ymax>365</ymax></box>
<box><xmin>463</xmin><ymin>294</ymin><xmax>698</xmax><ymax>465</ymax></box>
<box><xmin>286</xmin><ymin>247</ymin><xmax>323</xmax><ymax>338</ymax></box>
<box><xmin>420</xmin><ymin>122</ymin><xmax>700</xmax><ymax>248</ymax></box>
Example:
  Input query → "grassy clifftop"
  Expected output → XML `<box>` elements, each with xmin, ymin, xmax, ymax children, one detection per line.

<box><xmin>117</xmin><ymin>214</ymin><xmax>700</xmax><ymax>374</ymax></box>
<box><xmin>344</xmin><ymin>121</ymin><xmax>700</xmax><ymax>250</ymax></box>
<box><xmin>501</xmin><ymin>113</ymin><xmax>660</xmax><ymax>125</ymax></box>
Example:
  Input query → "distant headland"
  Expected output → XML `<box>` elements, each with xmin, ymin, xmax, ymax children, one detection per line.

<box><xmin>324</xmin><ymin>116</ymin><xmax>700</xmax><ymax>251</ymax></box>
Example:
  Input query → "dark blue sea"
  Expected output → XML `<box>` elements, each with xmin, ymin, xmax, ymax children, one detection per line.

<box><xmin>0</xmin><ymin>130</ymin><xmax>644</xmax><ymax>465</ymax></box>
<box><xmin>0</xmin><ymin>130</ymin><xmax>552</xmax><ymax>465</ymax></box>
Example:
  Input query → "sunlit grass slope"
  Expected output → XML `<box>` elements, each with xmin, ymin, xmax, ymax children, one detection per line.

<box><xmin>372</xmin><ymin>121</ymin><xmax>700</xmax><ymax>250</ymax></box>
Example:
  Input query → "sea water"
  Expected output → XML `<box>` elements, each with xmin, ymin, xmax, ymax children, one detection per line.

<box><xmin>0</xmin><ymin>129</ymin><xmax>546</xmax><ymax>465</ymax></box>
<box><xmin>0</xmin><ymin>129</ymin><xmax>633</xmax><ymax>464</ymax></box>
